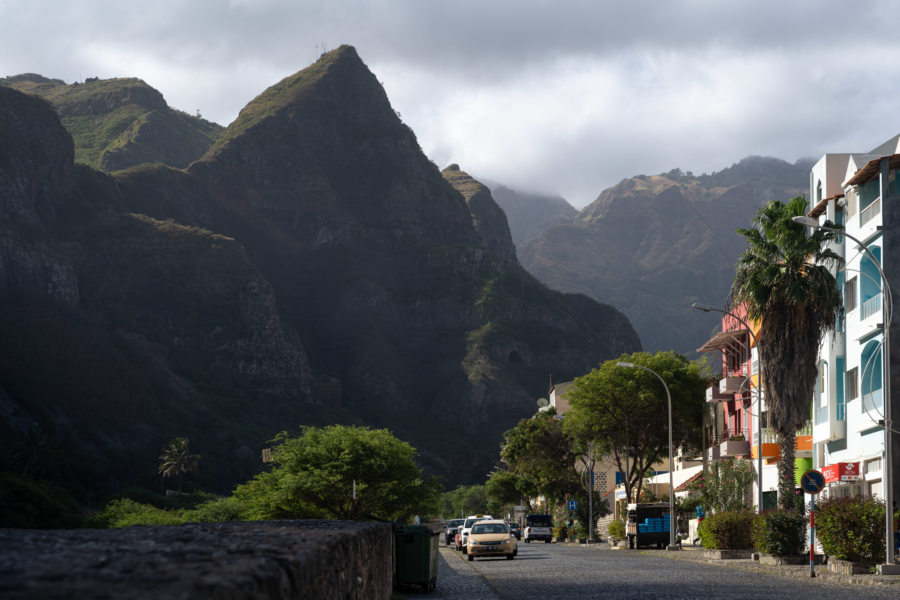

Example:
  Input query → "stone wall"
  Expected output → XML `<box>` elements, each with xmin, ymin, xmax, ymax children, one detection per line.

<box><xmin>0</xmin><ymin>520</ymin><xmax>393</xmax><ymax>599</ymax></box>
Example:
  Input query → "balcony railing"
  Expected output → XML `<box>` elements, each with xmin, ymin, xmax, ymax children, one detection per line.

<box><xmin>861</xmin><ymin>293</ymin><xmax>882</xmax><ymax>320</ymax></box>
<box><xmin>860</xmin><ymin>196</ymin><xmax>881</xmax><ymax>227</ymax></box>
<box><xmin>863</xmin><ymin>389</ymin><xmax>883</xmax><ymax>412</ymax></box>
<box><xmin>815</xmin><ymin>404</ymin><xmax>828</xmax><ymax>425</ymax></box>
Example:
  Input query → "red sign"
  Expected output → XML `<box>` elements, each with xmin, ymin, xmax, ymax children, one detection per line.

<box><xmin>821</xmin><ymin>461</ymin><xmax>860</xmax><ymax>483</ymax></box>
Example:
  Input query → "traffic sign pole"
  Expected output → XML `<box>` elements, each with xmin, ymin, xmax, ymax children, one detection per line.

<box><xmin>799</xmin><ymin>469</ymin><xmax>825</xmax><ymax>578</ymax></box>
<box><xmin>809</xmin><ymin>495</ymin><xmax>816</xmax><ymax>578</ymax></box>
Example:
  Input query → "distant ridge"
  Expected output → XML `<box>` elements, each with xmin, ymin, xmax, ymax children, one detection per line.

<box><xmin>518</xmin><ymin>156</ymin><xmax>810</xmax><ymax>356</ymax></box>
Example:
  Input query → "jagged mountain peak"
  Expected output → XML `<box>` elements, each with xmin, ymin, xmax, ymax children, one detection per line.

<box><xmin>212</xmin><ymin>44</ymin><xmax>392</xmax><ymax>150</ymax></box>
<box><xmin>441</xmin><ymin>164</ymin><xmax>516</xmax><ymax>262</ymax></box>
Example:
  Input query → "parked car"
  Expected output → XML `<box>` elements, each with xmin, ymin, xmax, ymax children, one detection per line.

<box><xmin>523</xmin><ymin>513</ymin><xmax>553</xmax><ymax>543</ymax></box>
<box><xmin>459</xmin><ymin>514</ymin><xmax>493</xmax><ymax>554</ymax></box>
<box><xmin>445</xmin><ymin>518</ymin><xmax>465</xmax><ymax>545</ymax></box>
<box><xmin>507</xmin><ymin>522</ymin><xmax>521</xmax><ymax>540</ymax></box>
<box><xmin>467</xmin><ymin>519</ymin><xmax>517</xmax><ymax>561</ymax></box>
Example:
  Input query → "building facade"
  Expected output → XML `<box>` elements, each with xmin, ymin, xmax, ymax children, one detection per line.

<box><xmin>806</xmin><ymin>134</ymin><xmax>900</xmax><ymax>503</ymax></box>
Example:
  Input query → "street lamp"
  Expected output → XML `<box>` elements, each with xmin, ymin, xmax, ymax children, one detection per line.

<box><xmin>793</xmin><ymin>214</ymin><xmax>895</xmax><ymax>568</ymax></box>
<box><xmin>692</xmin><ymin>302</ymin><xmax>765</xmax><ymax>514</ymax></box>
<box><xmin>616</xmin><ymin>361</ymin><xmax>678</xmax><ymax>550</ymax></box>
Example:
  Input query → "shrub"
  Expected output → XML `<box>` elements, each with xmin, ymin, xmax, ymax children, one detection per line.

<box><xmin>815</xmin><ymin>495</ymin><xmax>885</xmax><ymax>563</ymax></box>
<box><xmin>751</xmin><ymin>509</ymin><xmax>807</xmax><ymax>556</ymax></box>
<box><xmin>88</xmin><ymin>498</ymin><xmax>185</xmax><ymax>528</ymax></box>
<box><xmin>186</xmin><ymin>496</ymin><xmax>248</xmax><ymax>522</ymax></box>
<box><xmin>607</xmin><ymin>518</ymin><xmax>626</xmax><ymax>540</ymax></box>
<box><xmin>698</xmin><ymin>509</ymin><xmax>755</xmax><ymax>549</ymax></box>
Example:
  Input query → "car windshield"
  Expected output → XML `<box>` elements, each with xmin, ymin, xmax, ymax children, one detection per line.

<box><xmin>448</xmin><ymin>519</ymin><xmax>464</xmax><ymax>528</ymax></box>
<box><xmin>526</xmin><ymin>515</ymin><xmax>552</xmax><ymax>527</ymax></box>
<box><xmin>464</xmin><ymin>517</ymin><xmax>485</xmax><ymax>528</ymax></box>
<box><xmin>472</xmin><ymin>523</ymin><xmax>509</xmax><ymax>535</ymax></box>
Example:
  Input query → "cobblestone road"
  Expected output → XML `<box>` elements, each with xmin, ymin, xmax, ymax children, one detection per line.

<box><xmin>396</xmin><ymin>542</ymin><xmax>900</xmax><ymax>600</ymax></box>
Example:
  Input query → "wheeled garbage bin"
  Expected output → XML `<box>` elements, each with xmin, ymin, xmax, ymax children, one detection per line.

<box><xmin>394</xmin><ymin>524</ymin><xmax>440</xmax><ymax>593</ymax></box>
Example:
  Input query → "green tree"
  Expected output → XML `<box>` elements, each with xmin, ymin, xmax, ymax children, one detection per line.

<box><xmin>685</xmin><ymin>459</ymin><xmax>756</xmax><ymax>512</ymax></box>
<box><xmin>564</xmin><ymin>351</ymin><xmax>706</xmax><ymax>504</ymax></box>
<box><xmin>158</xmin><ymin>437</ymin><xmax>200</xmax><ymax>492</ymax></box>
<box><xmin>484</xmin><ymin>469</ymin><xmax>525</xmax><ymax>514</ymax></box>
<box><xmin>233</xmin><ymin>425</ymin><xmax>439</xmax><ymax>521</ymax></box>
<box><xmin>440</xmin><ymin>484</ymin><xmax>490</xmax><ymax>518</ymax></box>
<box><xmin>500</xmin><ymin>408</ymin><xmax>579</xmax><ymax>503</ymax></box>
<box><xmin>731</xmin><ymin>197</ymin><xmax>841</xmax><ymax>509</ymax></box>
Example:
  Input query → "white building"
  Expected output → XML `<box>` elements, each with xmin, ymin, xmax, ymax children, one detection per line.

<box><xmin>806</xmin><ymin>134</ymin><xmax>900</xmax><ymax>503</ymax></box>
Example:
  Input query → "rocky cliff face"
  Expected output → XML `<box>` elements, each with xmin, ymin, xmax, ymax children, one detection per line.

<box><xmin>518</xmin><ymin>160</ymin><xmax>810</xmax><ymax>356</ymax></box>
<box><xmin>0</xmin><ymin>46</ymin><xmax>640</xmax><ymax>492</ymax></box>
<box><xmin>0</xmin><ymin>88</ymin><xmax>313</xmax><ymax>492</ymax></box>
<box><xmin>0</xmin><ymin>86</ymin><xmax>79</xmax><ymax>306</ymax></box>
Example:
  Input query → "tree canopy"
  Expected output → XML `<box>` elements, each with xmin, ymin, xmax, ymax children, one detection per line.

<box><xmin>232</xmin><ymin>425</ymin><xmax>439</xmax><ymax>521</ymax></box>
<box><xmin>563</xmin><ymin>351</ymin><xmax>706</xmax><ymax>504</ymax></box>
<box><xmin>500</xmin><ymin>408</ymin><xmax>579</xmax><ymax>503</ymax></box>
<box><xmin>731</xmin><ymin>197</ymin><xmax>841</xmax><ymax>508</ymax></box>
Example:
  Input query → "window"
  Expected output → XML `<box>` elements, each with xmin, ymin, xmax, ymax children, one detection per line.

<box><xmin>847</xmin><ymin>367</ymin><xmax>859</xmax><ymax>400</ymax></box>
<box><xmin>845</xmin><ymin>277</ymin><xmax>857</xmax><ymax>312</ymax></box>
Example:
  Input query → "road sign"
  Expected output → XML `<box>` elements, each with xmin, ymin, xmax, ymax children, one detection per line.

<box><xmin>800</xmin><ymin>469</ymin><xmax>825</xmax><ymax>495</ymax></box>
<box><xmin>567</xmin><ymin>500</ymin><xmax>578</xmax><ymax>511</ymax></box>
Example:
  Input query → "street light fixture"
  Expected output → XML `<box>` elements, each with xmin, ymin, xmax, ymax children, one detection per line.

<box><xmin>616</xmin><ymin>361</ymin><xmax>678</xmax><ymax>550</ymax></box>
<box><xmin>692</xmin><ymin>302</ymin><xmax>765</xmax><ymax>514</ymax></box>
<box><xmin>792</xmin><ymin>214</ymin><xmax>895</xmax><ymax>568</ymax></box>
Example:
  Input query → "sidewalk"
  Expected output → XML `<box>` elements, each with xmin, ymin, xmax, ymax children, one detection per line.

<box><xmin>591</xmin><ymin>540</ymin><xmax>900</xmax><ymax>587</ymax></box>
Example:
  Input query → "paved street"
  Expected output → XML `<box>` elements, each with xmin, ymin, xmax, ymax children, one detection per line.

<box><xmin>397</xmin><ymin>542</ymin><xmax>900</xmax><ymax>599</ymax></box>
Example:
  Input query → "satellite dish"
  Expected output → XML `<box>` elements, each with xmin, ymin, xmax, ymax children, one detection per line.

<box><xmin>536</xmin><ymin>397</ymin><xmax>549</xmax><ymax>408</ymax></box>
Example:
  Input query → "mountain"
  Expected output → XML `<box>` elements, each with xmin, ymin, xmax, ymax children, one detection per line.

<box><xmin>0</xmin><ymin>46</ymin><xmax>640</xmax><ymax>498</ymax></box>
<box><xmin>517</xmin><ymin>158</ymin><xmax>811</xmax><ymax>357</ymax></box>
<box><xmin>483</xmin><ymin>181</ymin><xmax>577</xmax><ymax>245</ymax></box>
<box><xmin>1</xmin><ymin>73</ymin><xmax>223</xmax><ymax>172</ymax></box>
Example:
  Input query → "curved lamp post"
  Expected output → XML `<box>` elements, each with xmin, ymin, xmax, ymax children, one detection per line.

<box><xmin>793</xmin><ymin>215</ymin><xmax>894</xmax><ymax>567</ymax></box>
<box><xmin>692</xmin><ymin>302</ymin><xmax>765</xmax><ymax>514</ymax></box>
<box><xmin>616</xmin><ymin>361</ymin><xmax>677</xmax><ymax>550</ymax></box>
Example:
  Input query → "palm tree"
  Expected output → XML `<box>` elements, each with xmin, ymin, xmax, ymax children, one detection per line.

<box><xmin>730</xmin><ymin>196</ymin><xmax>842</xmax><ymax>509</ymax></box>
<box><xmin>158</xmin><ymin>437</ymin><xmax>200</xmax><ymax>492</ymax></box>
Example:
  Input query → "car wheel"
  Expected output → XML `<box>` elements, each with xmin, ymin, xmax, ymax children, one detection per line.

<box><xmin>524</xmin><ymin>539</ymin><xmax>530</xmax><ymax>543</ymax></box>
<box><xmin>507</xmin><ymin>554</ymin><xmax>514</xmax><ymax>560</ymax></box>
<box><xmin>462</xmin><ymin>546</ymin><xmax>467</xmax><ymax>555</ymax></box>
<box><xmin>544</xmin><ymin>539</ymin><xmax>551</xmax><ymax>543</ymax></box>
<box><xmin>468</xmin><ymin>554</ymin><xmax>474</xmax><ymax>562</ymax></box>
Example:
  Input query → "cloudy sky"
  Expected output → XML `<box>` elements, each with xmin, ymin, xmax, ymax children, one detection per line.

<box><xmin>4</xmin><ymin>1</ymin><xmax>900</xmax><ymax>208</ymax></box>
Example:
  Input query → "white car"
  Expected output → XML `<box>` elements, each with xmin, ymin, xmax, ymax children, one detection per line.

<box><xmin>459</xmin><ymin>514</ymin><xmax>493</xmax><ymax>554</ymax></box>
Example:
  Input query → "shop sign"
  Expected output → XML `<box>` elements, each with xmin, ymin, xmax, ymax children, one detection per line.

<box><xmin>822</xmin><ymin>461</ymin><xmax>860</xmax><ymax>483</ymax></box>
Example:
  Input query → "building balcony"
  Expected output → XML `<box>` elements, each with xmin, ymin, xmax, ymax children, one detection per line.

<box><xmin>706</xmin><ymin>445</ymin><xmax>720</xmax><ymax>461</ymax></box>
<box><xmin>751</xmin><ymin>427</ymin><xmax>779</xmax><ymax>459</ymax></box>
<box><xmin>861</xmin><ymin>293</ymin><xmax>882</xmax><ymax>321</ymax></box>
<box><xmin>719</xmin><ymin>376</ymin><xmax>746</xmax><ymax>394</ymax></box>
<box><xmin>859</xmin><ymin>196</ymin><xmax>881</xmax><ymax>227</ymax></box>
<box><xmin>720</xmin><ymin>438</ymin><xmax>750</xmax><ymax>458</ymax></box>
<box><xmin>706</xmin><ymin>386</ymin><xmax>731</xmax><ymax>403</ymax></box>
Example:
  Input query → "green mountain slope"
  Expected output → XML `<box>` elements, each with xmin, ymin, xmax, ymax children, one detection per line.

<box><xmin>1</xmin><ymin>74</ymin><xmax>223</xmax><ymax>171</ymax></box>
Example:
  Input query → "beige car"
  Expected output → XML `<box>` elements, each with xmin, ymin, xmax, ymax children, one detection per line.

<box><xmin>466</xmin><ymin>519</ymin><xmax>517</xmax><ymax>561</ymax></box>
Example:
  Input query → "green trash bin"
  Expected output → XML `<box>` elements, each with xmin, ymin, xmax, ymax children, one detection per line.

<box><xmin>394</xmin><ymin>524</ymin><xmax>440</xmax><ymax>593</ymax></box>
